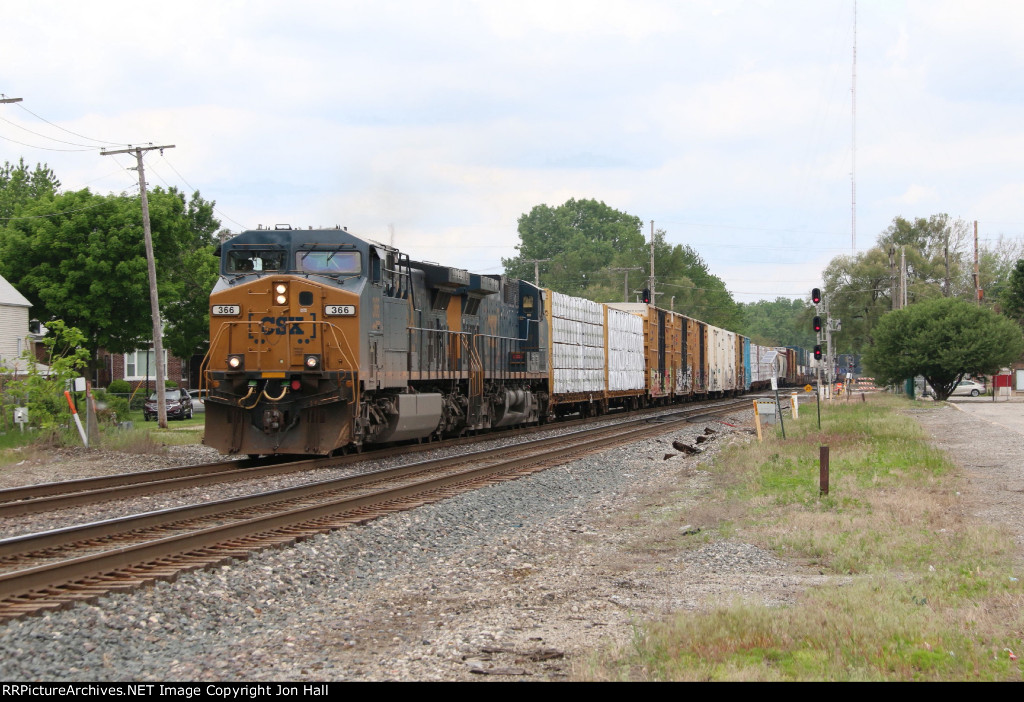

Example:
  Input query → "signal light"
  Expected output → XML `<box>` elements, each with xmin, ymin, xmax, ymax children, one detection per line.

<box><xmin>813</xmin><ymin>316</ymin><xmax>822</xmax><ymax>333</ymax></box>
<box><xmin>813</xmin><ymin>345</ymin><xmax>822</xmax><ymax>361</ymax></box>
<box><xmin>811</xmin><ymin>288</ymin><xmax>822</xmax><ymax>305</ymax></box>
<box><xmin>642</xmin><ymin>288</ymin><xmax>651</xmax><ymax>304</ymax></box>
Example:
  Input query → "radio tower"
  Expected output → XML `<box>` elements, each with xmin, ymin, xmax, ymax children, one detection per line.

<box><xmin>851</xmin><ymin>0</ymin><xmax>857</xmax><ymax>253</ymax></box>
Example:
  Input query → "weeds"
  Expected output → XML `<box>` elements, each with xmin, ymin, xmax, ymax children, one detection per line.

<box><xmin>584</xmin><ymin>395</ymin><xmax>1024</xmax><ymax>681</ymax></box>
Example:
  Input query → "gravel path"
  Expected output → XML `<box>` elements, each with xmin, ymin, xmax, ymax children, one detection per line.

<box><xmin>0</xmin><ymin>401</ymin><xmax>1017</xmax><ymax>681</ymax></box>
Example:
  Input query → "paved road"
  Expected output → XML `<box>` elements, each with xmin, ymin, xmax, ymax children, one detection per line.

<box><xmin>947</xmin><ymin>395</ymin><xmax>1024</xmax><ymax>436</ymax></box>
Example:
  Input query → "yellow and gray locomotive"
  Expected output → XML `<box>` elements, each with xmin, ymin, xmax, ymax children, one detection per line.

<box><xmin>202</xmin><ymin>226</ymin><xmax>547</xmax><ymax>456</ymax></box>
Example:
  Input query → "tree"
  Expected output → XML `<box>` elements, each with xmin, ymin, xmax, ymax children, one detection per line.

<box><xmin>0</xmin><ymin>158</ymin><xmax>60</xmax><ymax>220</ymax></box>
<box><xmin>739</xmin><ymin>297</ymin><xmax>815</xmax><ymax>347</ymax></box>
<box><xmin>0</xmin><ymin>320</ymin><xmax>90</xmax><ymax>429</ymax></box>
<box><xmin>154</xmin><ymin>190</ymin><xmax>221</xmax><ymax>362</ymax></box>
<box><xmin>999</xmin><ymin>259</ymin><xmax>1024</xmax><ymax>324</ymax></box>
<box><xmin>0</xmin><ymin>186</ymin><xmax>220</xmax><ymax>368</ymax></box>
<box><xmin>503</xmin><ymin>198</ymin><xmax>646</xmax><ymax>296</ymax></box>
<box><xmin>862</xmin><ymin>297</ymin><xmax>1024</xmax><ymax>401</ymax></box>
<box><xmin>503</xmin><ymin>199</ymin><xmax>741</xmax><ymax>328</ymax></box>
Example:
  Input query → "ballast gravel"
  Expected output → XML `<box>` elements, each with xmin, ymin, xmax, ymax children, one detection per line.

<box><xmin>0</xmin><ymin>400</ymin><xmax>1016</xmax><ymax>681</ymax></box>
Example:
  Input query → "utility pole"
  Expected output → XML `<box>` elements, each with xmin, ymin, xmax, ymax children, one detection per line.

<box><xmin>900</xmin><ymin>246</ymin><xmax>907</xmax><ymax>309</ymax></box>
<box><xmin>851</xmin><ymin>0</ymin><xmax>857</xmax><ymax>253</ymax></box>
<box><xmin>649</xmin><ymin>220</ymin><xmax>656</xmax><ymax>304</ymax></box>
<box><xmin>889</xmin><ymin>245</ymin><xmax>897</xmax><ymax>310</ymax></box>
<box><xmin>609</xmin><ymin>267</ymin><xmax>641</xmax><ymax>302</ymax></box>
<box><xmin>974</xmin><ymin>220</ymin><xmax>981</xmax><ymax>306</ymax></box>
<box><xmin>524</xmin><ymin>259</ymin><xmax>551</xmax><ymax>288</ymax></box>
<box><xmin>101</xmin><ymin>144</ymin><xmax>175</xmax><ymax>428</ymax></box>
<box><xmin>0</xmin><ymin>96</ymin><xmax>23</xmax><ymax>104</ymax></box>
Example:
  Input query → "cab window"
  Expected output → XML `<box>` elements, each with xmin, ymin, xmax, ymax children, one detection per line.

<box><xmin>226</xmin><ymin>249</ymin><xmax>286</xmax><ymax>273</ymax></box>
<box><xmin>296</xmin><ymin>251</ymin><xmax>361</xmax><ymax>275</ymax></box>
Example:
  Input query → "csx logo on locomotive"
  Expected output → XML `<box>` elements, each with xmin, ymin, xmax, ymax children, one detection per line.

<box><xmin>249</xmin><ymin>315</ymin><xmax>318</xmax><ymax>339</ymax></box>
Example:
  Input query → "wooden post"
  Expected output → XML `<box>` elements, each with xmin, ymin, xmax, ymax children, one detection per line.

<box><xmin>820</xmin><ymin>446</ymin><xmax>830</xmax><ymax>496</ymax></box>
<box><xmin>753</xmin><ymin>400</ymin><xmax>763</xmax><ymax>442</ymax></box>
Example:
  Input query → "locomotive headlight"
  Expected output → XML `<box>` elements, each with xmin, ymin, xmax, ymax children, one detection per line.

<box><xmin>304</xmin><ymin>354</ymin><xmax>321</xmax><ymax>370</ymax></box>
<box><xmin>227</xmin><ymin>354</ymin><xmax>244</xmax><ymax>370</ymax></box>
<box><xmin>274</xmin><ymin>283</ymin><xmax>288</xmax><ymax>305</ymax></box>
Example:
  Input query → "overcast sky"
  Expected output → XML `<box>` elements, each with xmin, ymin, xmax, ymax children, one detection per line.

<box><xmin>3</xmin><ymin>0</ymin><xmax>1023</xmax><ymax>304</ymax></box>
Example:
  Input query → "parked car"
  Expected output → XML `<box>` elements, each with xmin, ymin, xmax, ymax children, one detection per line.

<box><xmin>951</xmin><ymin>379</ymin><xmax>986</xmax><ymax>397</ymax></box>
<box><xmin>143</xmin><ymin>388</ymin><xmax>194</xmax><ymax>421</ymax></box>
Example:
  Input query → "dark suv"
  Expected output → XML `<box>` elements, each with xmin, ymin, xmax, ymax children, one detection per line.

<box><xmin>143</xmin><ymin>388</ymin><xmax>194</xmax><ymax>421</ymax></box>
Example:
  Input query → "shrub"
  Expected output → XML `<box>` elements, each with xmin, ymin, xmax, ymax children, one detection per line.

<box><xmin>107</xmin><ymin>379</ymin><xmax>131</xmax><ymax>394</ymax></box>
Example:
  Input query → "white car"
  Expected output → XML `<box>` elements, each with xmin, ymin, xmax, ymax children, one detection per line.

<box><xmin>951</xmin><ymin>379</ymin><xmax>986</xmax><ymax>397</ymax></box>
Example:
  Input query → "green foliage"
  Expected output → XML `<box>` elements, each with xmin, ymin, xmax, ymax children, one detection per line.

<box><xmin>0</xmin><ymin>182</ymin><xmax>219</xmax><ymax>362</ymax></box>
<box><xmin>107</xmin><ymin>379</ymin><xmax>131</xmax><ymax>394</ymax></box>
<box><xmin>863</xmin><ymin>297</ymin><xmax>1024</xmax><ymax>400</ymax></box>
<box><xmin>1002</xmin><ymin>259</ymin><xmax>1024</xmax><ymax>323</ymax></box>
<box><xmin>503</xmin><ymin>198</ymin><xmax>646</xmax><ymax>296</ymax></box>
<box><xmin>0</xmin><ymin>158</ymin><xmax>60</xmax><ymax>220</ymax></box>
<box><xmin>0</xmin><ymin>320</ymin><xmax>90</xmax><ymax>429</ymax></box>
<box><xmin>822</xmin><ymin>215</ymin><xmax>1024</xmax><ymax>354</ymax></box>
<box><xmin>503</xmin><ymin>198</ymin><xmax>740</xmax><ymax>328</ymax></box>
<box><xmin>738</xmin><ymin>297</ymin><xmax>815</xmax><ymax>347</ymax></box>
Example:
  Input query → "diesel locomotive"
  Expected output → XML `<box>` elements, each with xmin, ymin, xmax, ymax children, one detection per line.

<box><xmin>202</xmin><ymin>225</ymin><xmax>549</xmax><ymax>456</ymax></box>
<box><xmin>201</xmin><ymin>225</ymin><xmax>804</xmax><ymax>457</ymax></box>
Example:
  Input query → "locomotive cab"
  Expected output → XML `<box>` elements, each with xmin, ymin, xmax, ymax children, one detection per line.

<box><xmin>203</xmin><ymin>227</ymin><xmax>367</xmax><ymax>455</ymax></box>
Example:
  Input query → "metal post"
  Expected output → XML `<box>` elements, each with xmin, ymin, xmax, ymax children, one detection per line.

<box><xmin>820</xmin><ymin>446</ymin><xmax>830</xmax><ymax>496</ymax></box>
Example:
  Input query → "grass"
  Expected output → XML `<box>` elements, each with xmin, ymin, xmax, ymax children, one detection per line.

<box><xmin>582</xmin><ymin>394</ymin><xmax>1024</xmax><ymax>681</ymax></box>
<box><xmin>0</xmin><ymin>411</ymin><xmax>206</xmax><ymax>465</ymax></box>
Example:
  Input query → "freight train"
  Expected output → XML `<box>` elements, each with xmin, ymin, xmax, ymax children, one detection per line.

<box><xmin>200</xmin><ymin>226</ymin><xmax>813</xmax><ymax>456</ymax></box>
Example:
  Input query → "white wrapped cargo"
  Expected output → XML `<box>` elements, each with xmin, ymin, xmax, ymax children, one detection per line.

<box><xmin>707</xmin><ymin>325</ymin><xmax>737</xmax><ymax>392</ymax></box>
<box><xmin>550</xmin><ymin>291</ymin><xmax>605</xmax><ymax>394</ymax></box>
<box><xmin>605</xmin><ymin>306</ymin><xmax>645</xmax><ymax>391</ymax></box>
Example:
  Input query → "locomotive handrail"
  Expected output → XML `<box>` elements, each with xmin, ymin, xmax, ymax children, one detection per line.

<box><xmin>201</xmin><ymin>320</ymin><xmax>359</xmax><ymax>407</ymax></box>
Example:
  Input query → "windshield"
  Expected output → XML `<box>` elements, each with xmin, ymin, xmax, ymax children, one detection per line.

<box><xmin>149</xmin><ymin>390</ymin><xmax>184</xmax><ymax>401</ymax></box>
<box><xmin>296</xmin><ymin>250</ymin><xmax>361</xmax><ymax>275</ymax></box>
<box><xmin>226</xmin><ymin>249</ymin><xmax>287</xmax><ymax>274</ymax></box>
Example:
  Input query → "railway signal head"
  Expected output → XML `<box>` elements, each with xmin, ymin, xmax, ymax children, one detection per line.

<box><xmin>813</xmin><ymin>345</ymin><xmax>822</xmax><ymax>361</ymax></box>
<box><xmin>811</xmin><ymin>287</ymin><xmax>822</xmax><ymax>305</ymax></box>
<box><xmin>813</xmin><ymin>316</ymin><xmax>822</xmax><ymax>333</ymax></box>
<box><xmin>642</xmin><ymin>288</ymin><xmax>651</xmax><ymax>304</ymax></box>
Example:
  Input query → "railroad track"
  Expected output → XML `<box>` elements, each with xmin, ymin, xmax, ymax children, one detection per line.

<box><xmin>0</xmin><ymin>394</ymin><xmax>781</xmax><ymax>518</ymax></box>
<box><xmin>0</xmin><ymin>397</ymin><xmax>763</xmax><ymax>620</ymax></box>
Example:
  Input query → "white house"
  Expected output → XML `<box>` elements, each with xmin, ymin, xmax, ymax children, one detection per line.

<box><xmin>0</xmin><ymin>273</ymin><xmax>33</xmax><ymax>372</ymax></box>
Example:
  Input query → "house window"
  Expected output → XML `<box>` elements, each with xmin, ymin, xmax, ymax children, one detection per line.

<box><xmin>124</xmin><ymin>349</ymin><xmax>168</xmax><ymax>380</ymax></box>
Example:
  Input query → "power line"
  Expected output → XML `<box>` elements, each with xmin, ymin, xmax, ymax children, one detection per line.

<box><xmin>11</xmin><ymin>100</ymin><xmax>129</xmax><ymax>147</ymax></box>
<box><xmin>0</xmin><ymin>114</ymin><xmax>104</xmax><ymax>149</ymax></box>
<box><xmin>0</xmin><ymin>132</ymin><xmax>97</xmax><ymax>152</ymax></box>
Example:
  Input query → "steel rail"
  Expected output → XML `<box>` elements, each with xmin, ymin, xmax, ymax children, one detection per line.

<box><xmin>0</xmin><ymin>400</ymin><xmax>754</xmax><ymax>616</ymax></box>
<box><xmin>0</xmin><ymin>396</ymin><xmax>771</xmax><ymax>517</ymax></box>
